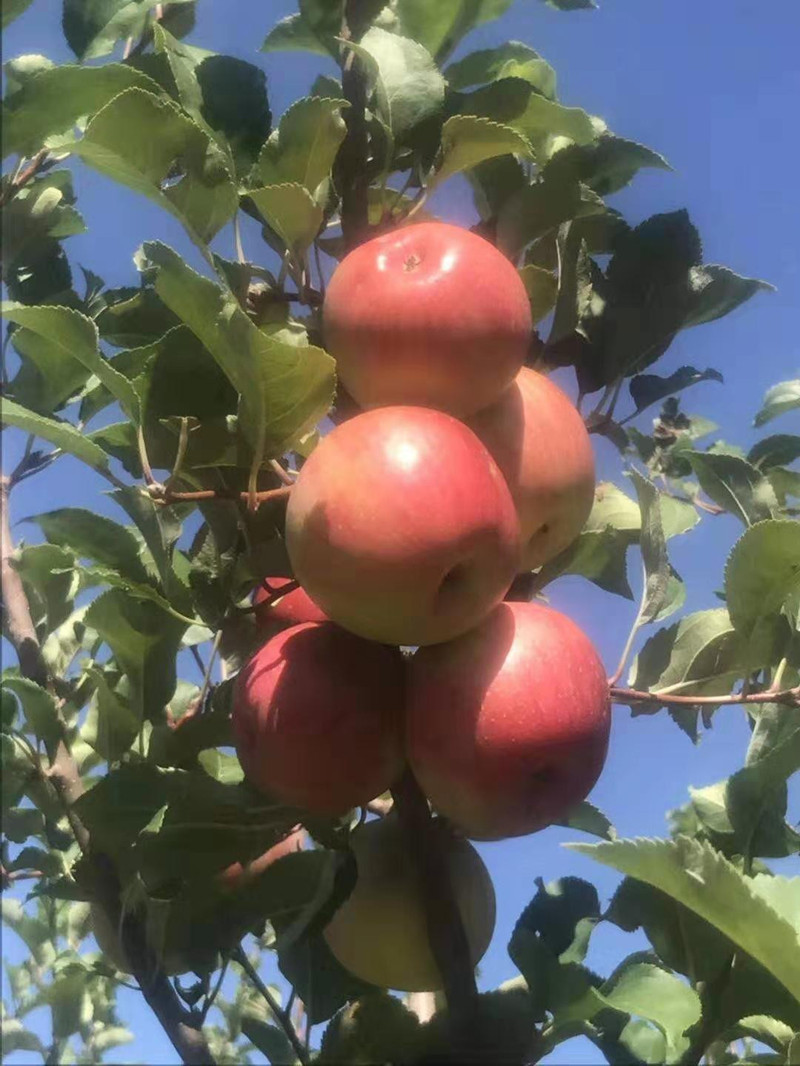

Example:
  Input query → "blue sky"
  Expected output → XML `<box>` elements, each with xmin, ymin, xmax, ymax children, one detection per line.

<box><xmin>3</xmin><ymin>0</ymin><xmax>799</xmax><ymax>1062</ymax></box>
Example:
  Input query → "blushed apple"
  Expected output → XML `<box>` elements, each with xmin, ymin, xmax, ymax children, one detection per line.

<box><xmin>467</xmin><ymin>368</ymin><xmax>595</xmax><ymax>570</ymax></box>
<box><xmin>285</xmin><ymin>406</ymin><xmax>521</xmax><ymax>646</ymax></box>
<box><xmin>253</xmin><ymin>578</ymin><xmax>328</xmax><ymax>634</ymax></box>
<box><xmin>232</xmin><ymin>622</ymin><xmax>405</xmax><ymax>815</ymax></box>
<box><xmin>323</xmin><ymin>816</ymin><xmax>495</xmax><ymax>991</ymax></box>
<box><xmin>323</xmin><ymin>222</ymin><xmax>531</xmax><ymax>417</ymax></box>
<box><xmin>406</xmin><ymin>601</ymin><xmax>610</xmax><ymax>840</ymax></box>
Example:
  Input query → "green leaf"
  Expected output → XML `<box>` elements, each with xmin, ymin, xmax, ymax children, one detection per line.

<box><xmin>261</xmin><ymin>13</ymin><xmax>331</xmax><ymax>57</ymax></box>
<box><xmin>630</xmin><ymin>470</ymin><xmax>670</xmax><ymax>624</ymax></box>
<box><xmin>74</xmin><ymin>87</ymin><xmax>237</xmax><ymax>247</ymax></box>
<box><xmin>497</xmin><ymin>178</ymin><xmax>604</xmax><ymax>258</ymax></box>
<box><xmin>9</xmin><ymin>321</ymin><xmax>92</xmax><ymax>416</ymax></box>
<box><xmin>568</xmin><ymin>836</ymin><xmax>800</xmax><ymax>1003</ymax></box>
<box><xmin>748</xmin><ymin>435</ymin><xmax>800</xmax><ymax>471</ymax></box>
<box><xmin>510</xmin><ymin>94</ymin><xmax>598</xmax><ymax>159</ymax></box>
<box><xmin>3</xmin><ymin>806</ymin><xmax>45</xmax><ymax>843</ymax></box>
<box><xmin>540</xmin><ymin>527</ymin><xmax>633</xmax><ymax>600</ymax></box>
<box><xmin>557</xmin><ymin>800</ymin><xmax>617</xmax><ymax>841</ymax></box>
<box><xmin>63</xmin><ymin>0</ymin><xmax>147</xmax><ymax>59</ymax></box>
<box><xmin>545</xmin><ymin>134</ymin><xmax>670</xmax><ymax>197</ymax></box>
<box><xmin>684</xmin><ymin>264</ymin><xmax>774</xmax><ymax>330</ymax></box>
<box><xmin>544</xmin><ymin>0</ymin><xmax>597</xmax><ymax>9</ymax></box>
<box><xmin>319</xmin><ymin>993</ymin><xmax>421</xmax><ymax>1064</ymax></box>
<box><xmin>145</xmin><ymin>241</ymin><xmax>335</xmax><ymax>458</ymax></box>
<box><xmin>110</xmin><ymin>485</ymin><xmax>190</xmax><ymax>607</ymax></box>
<box><xmin>249</xmin><ymin>183</ymin><xmax>324</xmax><ymax>257</ymax></box>
<box><xmin>629</xmin><ymin>366</ymin><xmax>723</xmax><ymax>416</ymax></box>
<box><xmin>754</xmin><ymin>380</ymin><xmax>800</xmax><ymax>429</ymax></box>
<box><xmin>81</xmin><ymin>669</ymin><xmax>141</xmax><ymax>762</ymax></box>
<box><xmin>2</xmin><ymin>171</ymin><xmax>86</xmax><ymax>281</ymax></box>
<box><xmin>2</xmin><ymin>677</ymin><xmax>61</xmax><ymax>750</ymax></box>
<box><xmin>599</xmin><ymin>959</ymin><xmax>701</xmax><ymax>1060</ymax></box>
<box><xmin>519</xmin><ymin>263</ymin><xmax>558</xmax><ymax>324</ymax></box>
<box><xmin>517</xmin><ymin>876</ymin><xmax>601</xmax><ymax>964</ymax></box>
<box><xmin>0</xmin><ymin>398</ymin><xmax>111</xmax><ymax>473</ymax></box>
<box><xmin>394</xmin><ymin>0</ymin><xmax>513</xmax><ymax>59</ymax></box>
<box><xmin>431</xmin><ymin>115</ymin><xmax>533</xmax><ymax>189</ymax></box>
<box><xmin>0</xmin><ymin>1019</ymin><xmax>45</xmax><ymax>1057</ymax></box>
<box><xmin>84</xmin><ymin>588</ymin><xmax>185</xmax><ymax>722</ymax></box>
<box><xmin>30</xmin><ymin>508</ymin><xmax>149</xmax><ymax>584</ymax></box>
<box><xmin>14</xmin><ymin>542</ymin><xmax>78</xmax><ymax>635</ymax></box>
<box><xmin>629</xmin><ymin>608</ymin><xmax>748</xmax><ymax>700</ymax></box>
<box><xmin>2</xmin><ymin>302</ymin><xmax>139</xmax><ymax>420</ymax></box>
<box><xmin>726</xmin><ymin>1016</ymin><xmax>795</xmax><ymax>1053</ymax></box>
<box><xmin>348</xmin><ymin>27</ymin><xmax>445</xmax><ymax>142</ymax></box>
<box><xmin>445</xmin><ymin>41</ymin><xmax>556</xmax><ymax>99</ymax></box>
<box><xmin>747</xmin><ymin>702</ymin><xmax>800</xmax><ymax>767</ymax></box>
<box><xmin>241</xmin><ymin>1014</ymin><xmax>299</xmax><ymax>1064</ymax></box>
<box><xmin>725</xmin><ymin>520</ymin><xmax>800</xmax><ymax>642</ymax></box>
<box><xmin>258</xmin><ymin>96</ymin><xmax>348</xmax><ymax>197</ymax></box>
<box><xmin>687</xmin><ymin>453</ymin><xmax>777</xmax><ymax>526</ymax></box>
<box><xmin>2</xmin><ymin>62</ymin><xmax>158</xmax><ymax>159</ymax></box>
<box><xmin>198</xmin><ymin>749</ymin><xmax>244</xmax><ymax>785</ymax></box>
<box><xmin>2</xmin><ymin>0</ymin><xmax>34</xmax><ymax>27</ymax></box>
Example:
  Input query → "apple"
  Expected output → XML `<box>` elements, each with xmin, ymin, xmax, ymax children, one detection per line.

<box><xmin>218</xmin><ymin>827</ymin><xmax>306</xmax><ymax>891</ymax></box>
<box><xmin>285</xmin><ymin>406</ymin><xmax>521</xmax><ymax>646</ymax></box>
<box><xmin>467</xmin><ymin>367</ymin><xmax>595</xmax><ymax>570</ymax></box>
<box><xmin>253</xmin><ymin>578</ymin><xmax>328</xmax><ymax>634</ymax></box>
<box><xmin>406</xmin><ymin>601</ymin><xmax>610</xmax><ymax>840</ymax></box>
<box><xmin>232</xmin><ymin>622</ymin><xmax>405</xmax><ymax>814</ymax></box>
<box><xmin>323</xmin><ymin>222</ymin><xmax>531</xmax><ymax>417</ymax></box>
<box><xmin>323</xmin><ymin>816</ymin><xmax>495</xmax><ymax>991</ymax></box>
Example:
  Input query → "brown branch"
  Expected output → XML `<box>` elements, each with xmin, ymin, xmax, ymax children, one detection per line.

<box><xmin>149</xmin><ymin>484</ymin><xmax>291</xmax><ymax>506</ymax></box>
<box><xmin>337</xmin><ymin>0</ymin><xmax>371</xmax><ymax>250</ymax></box>
<box><xmin>391</xmin><ymin>770</ymin><xmax>479</xmax><ymax>1051</ymax></box>
<box><xmin>1</xmin><ymin>474</ymin><xmax>216</xmax><ymax>1065</ymax></box>
<box><xmin>610</xmin><ymin>685</ymin><xmax>800</xmax><ymax>708</ymax></box>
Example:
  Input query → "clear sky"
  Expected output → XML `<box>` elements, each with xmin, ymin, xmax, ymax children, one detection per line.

<box><xmin>3</xmin><ymin>1</ymin><xmax>799</xmax><ymax>1062</ymax></box>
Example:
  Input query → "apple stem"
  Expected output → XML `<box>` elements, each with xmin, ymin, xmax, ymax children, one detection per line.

<box><xmin>391</xmin><ymin>770</ymin><xmax>480</xmax><ymax>1050</ymax></box>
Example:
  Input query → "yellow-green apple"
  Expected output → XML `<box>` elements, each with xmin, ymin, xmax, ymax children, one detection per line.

<box><xmin>285</xmin><ymin>407</ymin><xmax>521</xmax><ymax>646</ymax></box>
<box><xmin>232</xmin><ymin>622</ymin><xmax>404</xmax><ymax>814</ymax></box>
<box><xmin>323</xmin><ymin>816</ymin><xmax>495</xmax><ymax>991</ymax></box>
<box><xmin>467</xmin><ymin>368</ymin><xmax>595</xmax><ymax>570</ymax></box>
<box><xmin>253</xmin><ymin>578</ymin><xmax>328</xmax><ymax>635</ymax></box>
<box><xmin>323</xmin><ymin>222</ymin><xmax>531</xmax><ymax>417</ymax></box>
<box><xmin>406</xmin><ymin>601</ymin><xmax>610</xmax><ymax>840</ymax></box>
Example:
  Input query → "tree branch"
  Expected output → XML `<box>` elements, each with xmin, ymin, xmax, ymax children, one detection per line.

<box><xmin>1</xmin><ymin>473</ymin><xmax>216</xmax><ymax>1065</ymax></box>
<box><xmin>610</xmin><ymin>685</ymin><xmax>800</xmax><ymax>708</ymax></box>
<box><xmin>232</xmin><ymin>947</ymin><xmax>309</xmax><ymax>1066</ymax></box>
<box><xmin>148</xmin><ymin>484</ymin><xmax>291</xmax><ymax>507</ymax></box>
<box><xmin>337</xmin><ymin>0</ymin><xmax>372</xmax><ymax>250</ymax></box>
<box><xmin>391</xmin><ymin>770</ymin><xmax>479</xmax><ymax>1050</ymax></box>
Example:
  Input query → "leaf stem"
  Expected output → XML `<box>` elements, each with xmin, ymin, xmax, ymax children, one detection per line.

<box><xmin>232</xmin><ymin>947</ymin><xmax>309</xmax><ymax>1065</ymax></box>
<box><xmin>610</xmin><ymin>684</ymin><xmax>800</xmax><ymax>708</ymax></box>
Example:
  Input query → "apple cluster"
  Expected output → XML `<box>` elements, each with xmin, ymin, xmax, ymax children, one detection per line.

<box><xmin>232</xmin><ymin>223</ymin><xmax>611</xmax><ymax>991</ymax></box>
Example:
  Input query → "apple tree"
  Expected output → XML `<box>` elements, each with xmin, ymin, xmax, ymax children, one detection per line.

<box><xmin>2</xmin><ymin>1</ymin><xmax>799</xmax><ymax>1063</ymax></box>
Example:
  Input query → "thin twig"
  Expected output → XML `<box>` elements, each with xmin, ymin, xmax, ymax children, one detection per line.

<box><xmin>608</xmin><ymin>561</ymin><xmax>647</xmax><ymax>687</ymax></box>
<box><xmin>137</xmin><ymin>425</ymin><xmax>156</xmax><ymax>486</ymax></box>
<box><xmin>148</xmin><ymin>484</ymin><xmax>291</xmax><ymax>506</ymax></box>
<box><xmin>610</xmin><ymin>685</ymin><xmax>800</xmax><ymax>708</ymax></box>
<box><xmin>233</xmin><ymin>948</ymin><xmax>308</xmax><ymax>1065</ymax></box>
<box><xmin>197</xmin><ymin>631</ymin><xmax>222</xmax><ymax>712</ymax></box>
<box><xmin>268</xmin><ymin>459</ymin><xmax>295</xmax><ymax>486</ymax></box>
<box><xmin>0</xmin><ymin>150</ymin><xmax>49</xmax><ymax>207</ymax></box>
<box><xmin>166</xmin><ymin>418</ymin><xmax>190</xmax><ymax>492</ymax></box>
<box><xmin>199</xmin><ymin>958</ymin><xmax>229</xmax><ymax>1025</ymax></box>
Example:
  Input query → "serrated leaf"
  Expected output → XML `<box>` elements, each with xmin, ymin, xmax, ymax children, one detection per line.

<box><xmin>241</xmin><ymin>1014</ymin><xmax>299</xmax><ymax>1064</ymax></box>
<box><xmin>629</xmin><ymin>366</ymin><xmax>723</xmax><ymax>416</ymax></box>
<box><xmin>63</xmin><ymin>0</ymin><xmax>148</xmax><ymax>59</ymax></box>
<box><xmin>0</xmin><ymin>1018</ymin><xmax>45</xmax><ymax>1057</ymax></box>
<box><xmin>568</xmin><ymin>835</ymin><xmax>800</xmax><ymax>1003</ymax></box>
<box><xmin>394</xmin><ymin>0</ymin><xmax>513</xmax><ymax>59</ymax></box>
<box><xmin>145</xmin><ymin>241</ymin><xmax>335</xmax><ymax>458</ymax></box>
<box><xmin>249</xmin><ymin>183</ymin><xmax>324</xmax><ymax>257</ymax></box>
<box><xmin>347</xmin><ymin>27</ymin><xmax>445</xmax><ymax>141</ymax></box>
<box><xmin>748</xmin><ymin>435</ymin><xmax>800</xmax><ymax>471</ymax></box>
<box><xmin>630</xmin><ymin>470</ymin><xmax>670</xmax><ymax>624</ymax></box>
<box><xmin>445</xmin><ymin>41</ymin><xmax>556</xmax><ymax>99</ymax></box>
<box><xmin>510</xmin><ymin>93</ymin><xmax>598</xmax><ymax>159</ymax></box>
<box><xmin>74</xmin><ymin>87</ymin><xmax>237</xmax><ymax>247</ymax></box>
<box><xmin>754</xmin><ymin>380</ymin><xmax>800</xmax><ymax>429</ymax></box>
<box><xmin>30</xmin><ymin>508</ymin><xmax>149</xmax><ymax>585</ymax></box>
<box><xmin>725</xmin><ymin>520</ymin><xmax>800</xmax><ymax>641</ymax></box>
<box><xmin>319</xmin><ymin>993</ymin><xmax>421</xmax><ymax>1064</ymax></box>
<box><xmin>497</xmin><ymin>177</ymin><xmax>604</xmax><ymax>258</ymax></box>
<box><xmin>687</xmin><ymin>452</ymin><xmax>777</xmax><ymax>526</ymax></box>
<box><xmin>684</xmin><ymin>264</ymin><xmax>774</xmax><ymax>330</ymax></box>
<box><xmin>81</xmin><ymin>669</ymin><xmax>141</xmax><ymax>763</ymax></box>
<box><xmin>557</xmin><ymin>801</ymin><xmax>617</xmax><ymax>840</ymax></box>
<box><xmin>599</xmin><ymin>959</ymin><xmax>701</xmax><ymax>1060</ymax></box>
<box><xmin>258</xmin><ymin>96</ymin><xmax>348</xmax><ymax>196</ymax></box>
<box><xmin>0</xmin><ymin>398</ymin><xmax>112</xmax><ymax>473</ymax></box>
<box><xmin>2</xmin><ymin>677</ymin><xmax>61</xmax><ymax>750</ymax></box>
<box><xmin>3</xmin><ymin>301</ymin><xmax>139</xmax><ymax>420</ymax></box>
<box><xmin>10</xmin><ymin>322</ymin><xmax>92</xmax><ymax>416</ymax></box>
<box><xmin>545</xmin><ymin>134</ymin><xmax>670</xmax><ymax>197</ymax></box>
<box><xmin>198</xmin><ymin>749</ymin><xmax>244</xmax><ymax>785</ymax></box>
<box><xmin>261</xmin><ymin>13</ymin><xmax>331</xmax><ymax>57</ymax></box>
<box><xmin>519</xmin><ymin>263</ymin><xmax>558</xmax><ymax>324</ymax></box>
<box><xmin>2</xmin><ymin>62</ymin><xmax>158</xmax><ymax>159</ymax></box>
<box><xmin>431</xmin><ymin>115</ymin><xmax>533</xmax><ymax>190</ymax></box>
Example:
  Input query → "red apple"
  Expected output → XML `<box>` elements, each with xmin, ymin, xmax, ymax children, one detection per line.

<box><xmin>232</xmin><ymin>622</ymin><xmax>405</xmax><ymax>815</ymax></box>
<box><xmin>285</xmin><ymin>407</ymin><xmax>521</xmax><ymax>646</ymax></box>
<box><xmin>467</xmin><ymin>368</ymin><xmax>595</xmax><ymax>570</ymax></box>
<box><xmin>323</xmin><ymin>816</ymin><xmax>495</xmax><ymax>991</ymax></box>
<box><xmin>253</xmin><ymin>578</ymin><xmax>328</xmax><ymax>634</ymax></box>
<box><xmin>406</xmin><ymin>601</ymin><xmax>610</xmax><ymax>840</ymax></box>
<box><xmin>323</xmin><ymin>222</ymin><xmax>531</xmax><ymax>417</ymax></box>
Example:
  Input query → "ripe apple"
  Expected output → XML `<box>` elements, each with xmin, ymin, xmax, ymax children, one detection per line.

<box><xmin>285</xmin><ymin>406</ymin><xmax>521</xmax><ymax>646</ymax></box>
<box><xmin>232</xmin><ymin>622</ymin><xmax>405</xmax><ymax>814</ymax></box>
<box><xmin>467</xmin><ymin>367</ymin><xmax>595</xmax><ymax>570</ymax></box>
<box><xmin>253</xmin><ymin>578</ymin><xmax>328</xmax><ymax>634</ymax></box>
<box><xmin>406</xmin><ymin>601</ymin><xmax>610</xmax><ymax>840</ymax></box>
<box><xmin>323</xmin><ymin>816</ymin><xmax>495</xmax><ymax>991</ymax></box>
<box><xmin>323</xmin><ymin>222</ymin><xmax>531</xmax><ymax>417</ymax></box>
